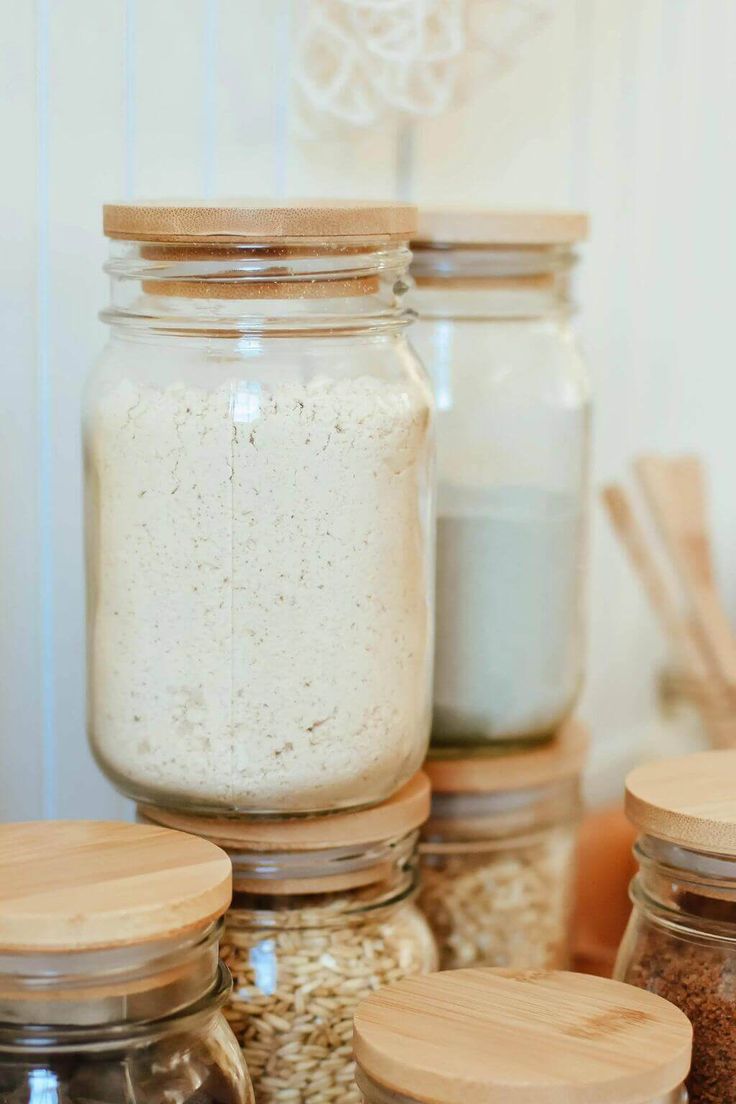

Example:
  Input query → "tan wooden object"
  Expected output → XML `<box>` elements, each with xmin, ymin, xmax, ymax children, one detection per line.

<box><xmin>0</xmin><ymin>821</ymin><xmax>232</xmax><ymax>952</ymax></box>
<box><xmin>353</xmin><ymin>968</ymin><xmax>692</xmax><ymax>1104</ymax></box>
<box><xmin>626</xmin><ymin>749</ymin><xmax>736</xmax><ymax>855</ymax></box>
<box><xmin>412</xmin><ymin>208</ymin><xmax>589</xmax><ymax>246</ymax></box>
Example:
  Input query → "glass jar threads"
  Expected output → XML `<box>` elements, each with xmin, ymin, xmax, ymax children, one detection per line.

<box><xmin>140</xmin><ymin>773</ymin><xmax>438</xmax><ymax>1104</ymax></box>
<box><xmin>354</xmin><ymin>969</ymin><xmax>692</xmax><ymax>1104</ymax></box>
<box><xmin>410</xmin><ymin>209</ymin><xmax>590</xmax><ymax>751</ymax></box>
<box><xmin>0</xmin><ymin>820</ymin><xmax>252</xmax><ymax>1104</ymax></box>
<box><xmin>616</xmin><ymin>750</ymin><xmax>736</xmax><ymax>1104</ymax></box>
<box><xmin>86</xmin><ymin>200</ymin><xmax>434</xmax><ymax>816</ymax></box>
<box><xmin>419</xmin><ymin>721</ymin><xmax>587</xmax><ymax>970</ymax></box>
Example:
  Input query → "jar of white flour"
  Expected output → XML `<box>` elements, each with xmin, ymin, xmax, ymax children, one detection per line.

<box><xmin>86</xmin><ymin>201</ymin><xmax>434</xmax><ymax>814</ymax></box>
<box><xmin>410</xmin><ymin>210</ymin><xmax>590</xmax><ymax>750</ymax></box>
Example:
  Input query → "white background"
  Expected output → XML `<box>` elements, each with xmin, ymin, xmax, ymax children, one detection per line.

<box><xmin>2</xmin><ymin>0</ymin><xmax>735</xmax><ymax>819</ymax></box>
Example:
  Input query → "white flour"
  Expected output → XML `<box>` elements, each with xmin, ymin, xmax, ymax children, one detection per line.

<box><xmin>87</xmin><ymin>365</ymin><xmax>433</xmax><ymax>812</ymax></box>
<box><xmin>433</xmin><ymin>484</ymin><xmax>582</xmax><ymax>743</ymax></box>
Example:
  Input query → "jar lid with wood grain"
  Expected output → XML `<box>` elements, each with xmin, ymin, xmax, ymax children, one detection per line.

<box><xmin>103</xmin><ymin>199</ymin><xmax>417</xmax><ymax>243</ymax></box>
<box><xmin>426</xmin><ymin>720</ymin><xmax>588</xmax><ymax>795</ymax></box>
<box><xmin>412</xmin><ymin>208</ymin><xmax>589</xmax><ymax>247</ymax></box>
<box><xmin>0</xmin><ymin>821</ymin><xmax>232</xmax><ymax>952</ymax></box>
<box><xmin>626</xmin><ymin>749</ymin><xmax>736</xmax><ymax>855</ymax></box>
<box><xmin>353</xmin><ymin>969</ymin><xmax>692</xmax><ymax>1104</ymax></box>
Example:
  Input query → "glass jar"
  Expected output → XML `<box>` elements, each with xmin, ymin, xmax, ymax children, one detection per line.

<box><xmin>409</xmin><ymin>210</ymin><xmax>590</xmax><ymax>750</ymax></box>
<box><xmin>419</xmin><ymin>720</ymin><xmax>586</xmax><ymax>970</ymax></box>
<box><xmin>0</xmin><ymin>821</ymin><xmax>253</xmax><ymax>1104</ymax></box>
<box><xmin>353</xmin><ymin>969</ymin><xmax>692</xmax><ymax>1104</ymax></box>
<box><xmin>615</xmin><ymin>750</ymin><xmax>736</xmax><ymax>1104</ymax></box>
<box><xmin>86</xmin><ymin>200</ymin><xmax>434</xmax><ymax>816</ymax></box>
<box><xmin>140</xmin><ymin>773</ymin><xmax>438</xmax><ymax>1104</ymax></box>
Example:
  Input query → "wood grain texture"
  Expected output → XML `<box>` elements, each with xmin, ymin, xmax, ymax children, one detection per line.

<box><xmin>354</xmin><ymin>968</ymin><xmax>692</xmax><ymax>1104</ymax></box>
<box><xmin>0</xmin><ymin>821</ymin><xmax>231</xmax><ymax>950</ymax></box>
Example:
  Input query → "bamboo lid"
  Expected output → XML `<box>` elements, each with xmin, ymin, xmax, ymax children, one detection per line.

<box><xmin>354</xmin><ymin>969</ymin><xmax>692</xmax><ymax>1104</ymax></box>
<box><xmin>139</xmin><ymin>772</ymin><xmax>430</xmax><ymax>853</ymax></box>
<box><xmin>0</xmin><ymin>821</ymin><xmax>232</xmax><ymax>952</ymax></box>
<box><xmin>426</xmin><ymin>721</ymin><xmax>588</xmax><ymax>794</ymax></box>
<box><xmin>104</xmin><ymin>199</ymin><xmax>417</xmax><ymax>242</ymax></box>
<box><xmin>413</xmin><ymin>208</ymin><xmax>588</xmax><ymax>246</ymax></box>
<box><xmin>626</xmin><ymin>749</ymin><xmax>736</xmax><ymax>855</ymax></box>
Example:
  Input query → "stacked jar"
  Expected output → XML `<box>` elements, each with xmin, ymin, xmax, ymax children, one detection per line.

<box><xmin>0</xmin><ymin>821</ymin><xmax>253</xmax><ymax>1104</ymax></box>
<box><xmin>616</xmin><ymin>749</ymin><xmax>736</xmax><ymax>1104</ymax></box>
<box><xmin>410</xmin><ymin>209</ymin><xmax>590</xmax><ymax>751</ymax></box>
<box><xmin>354</xmin><ymin>969</ymin><xmax>693</xmax><ymax>1104</ymax></box>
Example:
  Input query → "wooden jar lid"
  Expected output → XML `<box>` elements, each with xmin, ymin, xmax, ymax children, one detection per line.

<box><xmin>626</xmin><ymin>749</ymin><xmax>736</xmax><ymax>855</ymax></box>
<box><xmin>413</xmin><ymin>208</ymin><xmax>589</xmax><ymax>246</ymax></box>
<box><xmin>0</xmin><ymin>821</ymin><xmax>232</xmax><ymax>952</ymax></box>
<box><xmin>140</xmin><ymin>772</ymin><xmax>430</xmax><ymax>853</ymax></box>
<box><xmin>104</xmin><ymin>199</ymin><xmax>417</xmax><ymax>242</ymax></box>
<box><xmin>353</xmin><ymin>969</ymin><xmax>692</xmax><ymax>1104</ymax></box>
<box><xmin>426</xmin><ymin>721</ymin><xmax>588</xmax><ymax>794</ymax></box>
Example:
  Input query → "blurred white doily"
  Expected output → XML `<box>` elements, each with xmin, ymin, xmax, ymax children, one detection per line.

<box><xmin>293</xmin><ymin>0</ymin><xmax>558</xmax><ymax>134</ymax></box>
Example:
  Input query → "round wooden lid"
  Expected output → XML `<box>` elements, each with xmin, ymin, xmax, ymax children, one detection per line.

<box><xmin>353</xmin><ymin>969</ymin><xmax>692</xmax><ymax>1104</ymax></box>
<box><xmin>626</xmin><ymin>749</ymin><xmax>736</xmax><ymax>854</ymax></box>
<box><xmin>413</xmin><ymin>208</ymin><xmax>588</xmax><ymax>246</ymax></box>
<box><xmin>0</xmin><ymin>821</ymin><xmax>232</xmax><ymax>952</ymax></box>
<box><xmin>139</xmin><ymin>772</ymin><xmax>430</xmax><ymax>853</ymax></box>
<box><xmin>426</xmin><ymin>721</ymin><xmax>588</xmax><ymax>794</ymax></box>
<box><xmin>103</xmin><ymin>199</ymin><xmax>417</xmax><ymax>242</ymax></box>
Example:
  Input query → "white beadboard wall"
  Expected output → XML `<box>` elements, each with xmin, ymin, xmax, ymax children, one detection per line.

<box><xmin>2</xmin><ymin>0</ymin><xmax>736</xmax><ymax>819</ymax></box>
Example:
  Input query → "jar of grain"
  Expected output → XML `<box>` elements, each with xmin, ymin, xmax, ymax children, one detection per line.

<box><xmin>418</xmin><ymin>720</ymin><xmax>587</xmax><ymax>970</ymax></box>
<box><xmin>409</xmin><ymin>210</ymin><xmax>590</xmax><ymax>750</ymax></box>
<box><xmin>616</xmin><ymin>750</ymin><xmax>736</xmax><ymax>1104</ymax></box>
<box><xmin>87</xmin><ymin>200</ymin><xmax>434</xmax><ymax>816</ymax></box>
<box><xmin>139</xmin><ymin>773</ymin><xmax>438</xmax><ymax>1104</ymax></box>
<box><xmin>0</xmin><ymin>821</ymin><xmax>252</xmax><ymax>1104</ymax></box>
<box><xmin>354</xmin><ymin>969</ymin><xmax>692</xmax><ymax>1104</ymax></box>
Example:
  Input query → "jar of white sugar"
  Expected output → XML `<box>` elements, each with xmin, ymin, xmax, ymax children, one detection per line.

<box><xmin>139</xmin><ymin>773</ymin><xmax>438</xmax><ymax>1104</ymax></box>
<box><xmin>410</xmin><ymin>211</ymin><xmax>590</xmax><ymax>750</ymax></box>
<box><xmin>418</xmin><ymin>721</ymin><xmax>587</xmax><ymax>970</ymax></box>
<box><xmin>86</xmin><ymin>201</ymin><xmax>434</xmax><ymax>815</ymax></box>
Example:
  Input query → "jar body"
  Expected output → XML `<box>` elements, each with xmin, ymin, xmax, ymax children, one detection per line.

<box><xmin>615</xmin><ymin>838</ymin><xmax>736</xmax><ymax>1104</ymax></box>
<box><xmin>220</xmin><ymin>884</ymin><xmax>437</xmax><ymax>1104</ymax></box>
<box><xmin>418</xmin><ymin>780</ymin><xmax>580</xmax><ymax>969</ymax></box>
<box><xmin>410</xmin><ymin>247</ymin><xmax>590</xmax><ymax>749</ymax></box>
<box><xmin>86</xmin><ymin>241</ymin><xmax>434</xmax><ymax>814</ymax></box>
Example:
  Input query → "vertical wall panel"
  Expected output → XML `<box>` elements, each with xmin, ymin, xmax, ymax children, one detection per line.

<box><xmin>0</xmin><ymin>1</ymin><xmax>43</xmax><ymax>820</ymax></box>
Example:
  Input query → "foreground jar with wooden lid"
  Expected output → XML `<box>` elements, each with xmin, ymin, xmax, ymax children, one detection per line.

<box><xmin>87</xmin><ymin>200</ymin><xmax>434</xmax><ymax>817</ymax></box>
<box><xmin>615</xmin><ymin>750</ymin><xmax>736</xmax><ymax>1104</ymax></box>
<box><xmin>419</xmin><ymin>720</ymin><xmax>586</xmax><ymax>970</ymax></box>
<box><xmin>0</xmin><ymin>820</ymin><xmax>252</xmax><ymax>1104</ymax></box>
<box><xmin>354</xmin><ymin>968</ymin><xmax>692</xmax><ymax>1104</ymax></box>
<box><xmin>410</xmin><ymin>210</ymin><xmax>589</xmax><ymax>751</ymax></box>
<box><xmin>140</xmin><ymin>773</ymin><xmax>438</xmax><ymax>1104</ymax></box>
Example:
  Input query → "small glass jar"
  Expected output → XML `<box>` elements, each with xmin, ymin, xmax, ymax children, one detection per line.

<box><xmin>354</xmin><ymin>969</ymin><xmax>692</xmax><ymax>1104</ymax></box>
<box><xmin>419</xmin><ymin>721</ymin><xmax>586</xmax><ymax>970</ymax></box>
<box><xmin>409</xmin><ymin>210</ymin><xmax>590</xmax><ymax>750</ymax></box>
<box><xmin>86</xmin><ymin>200</ymin><xmax>434</xmax><ymax>816</ymax></box>
<box><xmin>140</xmin><ymin>774</ymin><xmax>437</xmax><ymax>1104</ymax></box>
<box><xmin>0</xmin><ymin>820</ymin><xmax>252</xmax><ymax>1104</ymax></box>
<box><xmin>615</xmin><ymin>750</ymin><xmax>736</xmax><ymax>1104</ymax></box>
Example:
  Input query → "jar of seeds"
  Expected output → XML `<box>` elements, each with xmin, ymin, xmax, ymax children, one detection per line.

<box><xmin>419</xmin><ymin>722</ymin><xmax>587</xmax><ymax>970</ymax></box>
<box><xmin>140</xmin><ymin>774</ymin><xmax>437</xmax><ymax>1104</ymax></box>
<box><xmin>616</xmin><ymin>750</ymin><xmax>736</xmax><ymax>1104</ymax></box>
<box><xmin>354</xmin><ymin>969</ymin><xmax>692</xmax><ymax>1104</ymax></box>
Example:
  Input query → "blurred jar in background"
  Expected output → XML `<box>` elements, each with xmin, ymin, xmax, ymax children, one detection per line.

<box><xmin>410</xmin><ymin>210</ymin><xmax>590</xmax><ymax>752</ymax></box>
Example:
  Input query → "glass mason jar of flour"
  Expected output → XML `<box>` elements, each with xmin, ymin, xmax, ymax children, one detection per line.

<box><xmin>0</xmin><ymin>821</ymin><xmax>253</xmax><ymax>1104</ymax></box>
<box><xmin>140</xmin><ymin>774</ymin><xmax>438</xmax><ymax>1104</ymax></box>
<box><xmin>616</xmin><ymin>751</ymin><xmax>736</xmax><ymax>1104</ymax></box>
<box><xmin>353</xmin><ymin>970</ymin><xmax>692</xmax><ymax>1104</ymax></box>
<box><xmin>86</xmin><ymin>201</ymin><xmax>434</xmax><ymax>815</ymax></box>
<box><xmin>418</xmin><ymin>721</ymin><xmax>586</xmax><ymax>970</ymax></box>
<box><xmin>410</xmin><ymin>210</ymin><xmax>590</xmax><ymax>751</ymax></box>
